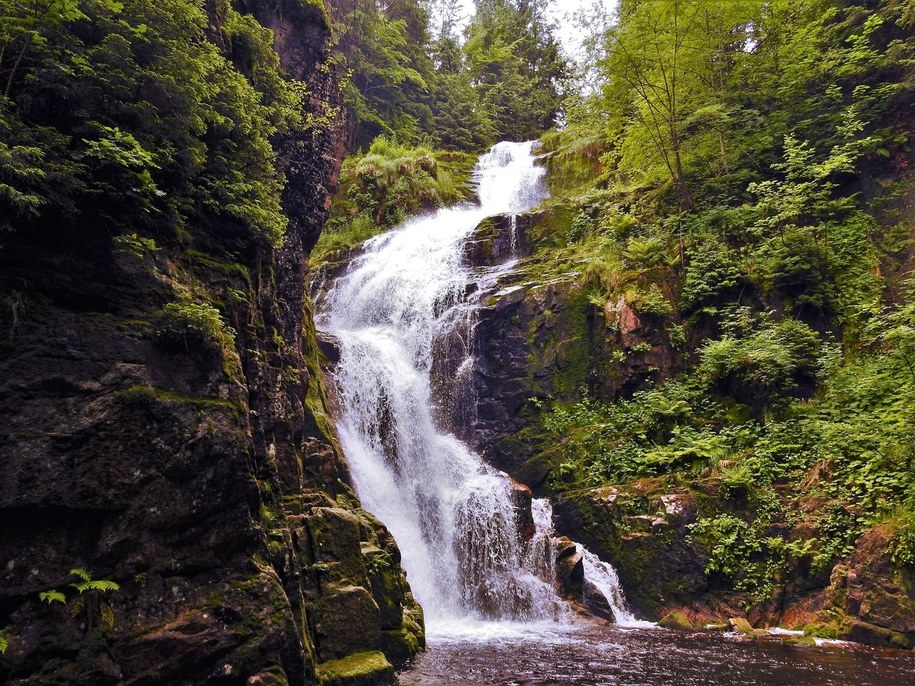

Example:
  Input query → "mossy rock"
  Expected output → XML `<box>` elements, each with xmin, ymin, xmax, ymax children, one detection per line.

<box><xmin>844</xmin><ymin>619</ymin><xmax>912</xmax><ymax>649</ymax></box>
<box><xmin>311</xmin><ymin>585</ymin><xmax>381</xmax><ymax>661</ymax></box>
<box><xmin>785</xmin><ymin>636</ymin><xmax>817</xmax><ymax>647</ymax></box>
<box><xmin>317</xmin><ymin>651</ymin><xmax>394</xmax><ymax>686</ymax></box>
<box><xmin>728</xmin><ymin>617</ymin><xmax>768</xmax><ymax>637</ymax></box>
<box><xmin>379</xmin><ymin>626</ymin><xmax>421</xmax><ymax>665</ymax></box>
<box><xmin>658</xmin><ymin>611</ymin><xmax>693</xmax><ymax>631</ymax></box>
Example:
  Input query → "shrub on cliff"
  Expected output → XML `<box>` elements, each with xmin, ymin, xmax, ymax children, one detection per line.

<box><xmin>314</xmin><ymin>136</ymin><xmax>474</xmax><ymax>259</ymax></box>
<box><xmin>699</xmin><ymin>318</ymin><xmax>821</xmax><ymax>410</ymax></box>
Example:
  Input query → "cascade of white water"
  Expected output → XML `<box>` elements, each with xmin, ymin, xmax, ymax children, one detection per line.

<box><xmin>320</xmin><ymin>141</ymin><xmax>638</xmax><ymax>628</ymax></box>
<box><xmin>578</xmin><ymin>547</ymin><xmax>654</xmax><ymax>627</ymax></box>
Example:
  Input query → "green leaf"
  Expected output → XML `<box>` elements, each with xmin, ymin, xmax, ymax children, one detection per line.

<box><xmin>39</xmin><ymin>590</ymin><xmax>66</xmax><ymax>604</ymax></box>
<box><xmin>69</xmin><ymin>567</ymin><xmax>91</xmax><ymax>582</ymax></box>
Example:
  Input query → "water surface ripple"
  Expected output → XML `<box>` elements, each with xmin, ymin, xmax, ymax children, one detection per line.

<box><xmin>398</xmin><ymin>623</ymin><xmax>915</xmax><ymax>685</ymax></box>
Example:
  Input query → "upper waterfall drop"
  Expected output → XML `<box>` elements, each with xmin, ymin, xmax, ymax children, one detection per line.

<box><xmin>318</xmin><ymin>141</ymin><xmax>636</xmax><ymax>628</ymax></box>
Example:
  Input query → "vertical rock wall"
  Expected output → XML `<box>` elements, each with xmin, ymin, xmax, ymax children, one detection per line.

<box><xmin>0</xmin><ymin>1</ymin><xmax>423</xmax><ymax>684</ymax></box>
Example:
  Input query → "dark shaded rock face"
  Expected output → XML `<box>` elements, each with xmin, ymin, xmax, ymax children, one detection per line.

<box><xmin>0</xmin><ymin>2</ymin><xmax>422</xmax><ymax>684</ymax></box>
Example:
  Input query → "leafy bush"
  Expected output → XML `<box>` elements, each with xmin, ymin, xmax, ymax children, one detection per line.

<box><xmin>890</xmin><ymin>514</ymin><xmax>915</xmax><ymax>568</ymax></box>
<box><xmin>112</xmin><ymin>233</ymin><xmax>159</xmax><ymax>260</ymax></box>
<box><xmin>0</xmin><ymin>0</ymin><xmax>298</xmax><ymax>245</ymax></box>
<box><xmin>681</xmin><ymin>237</ymin><xmax>746</xmax><ymax>315</ymax></box>
<box><xmin>155</xmin><ymin>297</ymin><xmax>235</xmax><ymax>349</ymax></box>
<box><xmin>700</xmin><ymin>318</ymin><xmax>820</xmax><ymax>407</ymax></box>
<box><xmin>314</xmin><ymin>137</ymin><xmax>474</xmax><ymax>260</ymax></box>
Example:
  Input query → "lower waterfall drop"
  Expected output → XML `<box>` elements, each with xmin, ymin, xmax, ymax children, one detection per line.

<box><xmin>319</xmin><ymin>141</ymin><xmax>634</xmax><ymax>628</ymax></box>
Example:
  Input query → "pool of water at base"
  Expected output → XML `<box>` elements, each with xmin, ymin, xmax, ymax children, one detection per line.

<box><xmin>396</xmin><ymin>620</ymin><xmax>915</xmax><ymax>686</ymax></box>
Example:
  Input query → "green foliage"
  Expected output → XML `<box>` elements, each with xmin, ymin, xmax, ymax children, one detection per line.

<box><xmin>112</xmin><ymin>233</ymin><xmax>159</xmax><ymax>259</ymax></box>
<box><xmin>812</xmin><ymin>504</ymin><xmax>861</xmax><ymax>573</ymax></box>
<box><xmin>680</xmin><ymin>237</ymin><xmax>745</xmax><ymax>315</ymax></box>
<box><xmin>521</xmin><ymin>0</ymin><xmax>915</xmax><ymax>612</ymax></box>
<box><xmin>40</xmin><ymin>568</ymin><xmax>121</xmax><ymax>634</ymax></box>
<box><xmin>699</xmin><ymin>317</ymin><xmax>821</xmax><ymax>407</ymax></box>
<box><xmin>0</xmin><ymin>0</ymin><xmax>302</xmax><ymax>246</ymax></box>
<box><xmin>462</xmin><ymin>0</ymin><xmax>567</xmax><ymax>144</ymax></box>
<box><xmin>68</xmin><ymin>567</ymin><xmax>121</xmax><ymax>594</ymax></box>
<box><xmin>315</xmin><ymin>137</ymin><xmax>474</xmax><ymax>260</ymax></box>
<box><xmin>889</xmin><ymin>513</ymin><xmax>915</xmax><ymax>568</ymax></box>
<box><xmin>0</xmin><ymin>632</ymin><xmax>6</xmax><ymax>654</ymax></box>
<box><xmin>689</xmin><ymin>509</ymin><xmax>814</xmax><ymax>603</ymax></box>
<box><xmin>328</xmin><ymin>0</ymin><xmax>567</xmax><ymax>151</ymax></box>
<box><xmin>39</xmin><ymin>590</ymin><xmax>66</xmax><ymax>604</ymax></box>
<box><xmin>155</xmin><ymin>296</ymin><xmax>235</xmax><ymax>348</ymax></box>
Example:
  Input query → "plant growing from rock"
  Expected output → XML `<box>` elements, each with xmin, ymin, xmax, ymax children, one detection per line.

<box><xmin>40</xmin><ymin>568</ymin><xmax>120</xmax><ymax>634</ymax></box>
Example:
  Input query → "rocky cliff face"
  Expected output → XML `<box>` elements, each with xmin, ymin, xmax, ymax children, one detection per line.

<box><xmin>0</xmin><ymin>2</ymin><xmax>423</xmax><ymax>684</ymax></box>
<box><xmin>467</xmin><ymin>211</ymin><xmax>682</xmax><ymax>482</ymax></box>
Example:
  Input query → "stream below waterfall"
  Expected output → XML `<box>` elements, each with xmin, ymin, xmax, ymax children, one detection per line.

<box><xmin>399</xmin><ymin>623</ymin><xmax>915</xmax><ymax>685</ymax></box>
<box><xmin>316</xmin><ymin>142</ymin><xmax>915</xmax><ymax>684</ymax></box>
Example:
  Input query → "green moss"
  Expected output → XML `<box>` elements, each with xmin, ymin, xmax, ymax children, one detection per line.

<box><xmin>119</xmin><ymin>385</ymin><xmax>240</xmax><ymax>415</ymax></box>
<box><xmin>803</xmin><ymin>612</ymin><xmax>853</xmax><ymax>640</ymax></box>
<box><xmin>301</xmin><ymin>297</ymin><xmax>343</xmax><ymax>447</ymax></box>
<box><xmin>316</xmin><ymin>651</ymin><xmax>393</xmax><ymax>686</ymax></box>
<box><xmin>658</xmin><ymin>611</ymin><xmax>693</xmax><ymax>630</ymax></box>
<box><xmin>185</xmin><ymin>249</ymin><xmax>252</xmax><ymax>283</ymax></box>
<box><xmin>379</xmin><ymin>626</ymin><xmax>421</xmax><ymax>664</ymax></box>
<box><xmin>785</xmin><ymin>636</ymin><xmax>817</xmax><ymax>647</ymax></box>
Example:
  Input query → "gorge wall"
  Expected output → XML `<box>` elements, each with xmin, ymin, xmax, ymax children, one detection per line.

<box><xmin>0</xmin><ymin>1</ymin><xmax>423</xmax><ymax>684</ymax></box>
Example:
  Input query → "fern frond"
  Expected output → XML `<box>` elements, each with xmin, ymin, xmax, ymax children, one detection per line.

<box><xmin>39</xmin><ymin>590</ymin><xmax>66</xmax><ymax>604</ymax></box>
<box><xmin>0</xmin><ymin>633</ymin><xmax>8</xmax><ymax>654</ymax></box>
<box><xmin>100</xmin><ymin>603</ymin><xmax>116</xmax><ymax>629</ymax></box>
<box><xmin>69</xmin><ymin>567</ymin><xmax>91</xmax><ymax>582</ymax></box>
<box><xmin>69</xmin><ymin>581</ymin><xmax>90</xmax><ymax>593</ymax></box>
<box><xmin>87</xmin><ymin>580</ymin><xmax>120</xmax><ymax>593</ymax></box>
<box><xmin>68</xmin><ymin>595</ymin><xmax>85</xmax><ymax>618</ymax></box>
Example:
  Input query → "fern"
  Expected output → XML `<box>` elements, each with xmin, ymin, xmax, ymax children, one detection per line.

<box><xmin>100</xmin><ymin>604</ymin><xmax>116</xmax><ymax>629</ymax></box>
<box><xmin>69</xmin><ymin>567</ymin><xmax>91</xmax><ymax>582</ymax></box>
<box><xmin>0</xmin><ymin>633</ymin><xmax>7</xmax><ymax>654</ymax></box>
<box><xmin>68</xmin><ymin>595</ymin><xmax>86</xmax><ymax>618</ymax></box>
<box><xmin>39</xmin><ymin>590</ymin><xmax>66</xmax><ymax>604</ymax></box>
<box><xmin>68</xmin><ymin>568</ymin><xmax>120</xmax><ymax>594</ymax></box>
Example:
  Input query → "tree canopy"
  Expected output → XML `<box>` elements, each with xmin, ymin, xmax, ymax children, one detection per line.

<box><xmin>327</xmin><ymin>0</ymin><xmax>569</xmax><ymax>151</ymax></box>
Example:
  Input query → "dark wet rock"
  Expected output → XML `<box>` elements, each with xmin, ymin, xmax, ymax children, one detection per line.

<box><xmin>318</xmin><ymin>331</ymin><xmax>343</xmax><ymax>367</ymax></box>
<box><xmin>470</xmin><ymin>275</ymin><xmax>683</xmax><ymax>479</ymax></box>
<box><xmin>463</xmin><ymin>212</ymin><xmax>541</xmax><ymax>267</ymax></box>
<box><xmin>552</xmin><ymin>485</ymin><xmax>708</xmax><ymax>619</ymax></box>
<box><xmin>554</xmin><ymin>537</ymin><xmax>584</xmax><ymax>599</ymax></box>
<box><xmin>0</xmin><ymin>2</ymin><xmax>422</xmax><ymax>684</ymax></box>
<box><xmin>845</xmin><ymin>619</ymin><xmax>911</xmax><ymax>650</ymax></box>
<box><xmin>509</xmin><ymin>480</ymin><xmax>535</xmax><ymax>542</ymax></box>
<box><xmin>582</xmin><ymin>579</ymin><xmax>614</xmax><ymax>623</ymax></box>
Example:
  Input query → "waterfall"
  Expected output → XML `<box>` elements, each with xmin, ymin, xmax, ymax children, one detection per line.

<box><xmin>319</xmin><ymin>141</ymin><xmax>637</xmax><ymax>627</ymax></box>
<box><xmin>578</xmin><ymin>547</ymin><xmax>653</xmax><ymax>628</ymax></box>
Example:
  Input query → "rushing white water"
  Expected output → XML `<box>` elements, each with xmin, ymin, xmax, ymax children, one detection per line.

<box><xmin>319</xmin><ymin>141</ymin><xmax>639</xmax><ymax>628</ymax></box>
<box><xmin>579</xmin><ymin>547</ymin><xmax>655</xmax><ymax>628</ymax></box>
